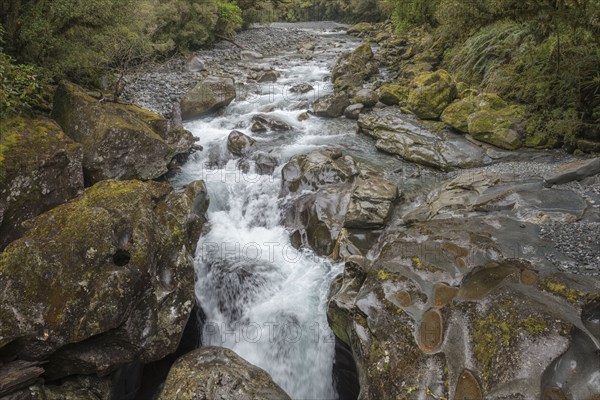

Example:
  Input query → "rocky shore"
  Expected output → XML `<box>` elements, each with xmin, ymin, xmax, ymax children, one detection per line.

<box><xmin>1</xmin><ymin>20</ymin><xmax>599</xmax><ymax>400</ymax></box>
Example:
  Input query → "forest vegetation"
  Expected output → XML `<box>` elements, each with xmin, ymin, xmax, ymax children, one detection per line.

<box><xmin>1</xmin><ymin>0</ymin><xmax>599</xmax><ymax>151</ymax></box>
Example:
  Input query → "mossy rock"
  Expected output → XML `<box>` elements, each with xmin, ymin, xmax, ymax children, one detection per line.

<box><xmin>467</xmin><ymin>105</ymin><xmax>526</xmax><ymax>150</ymax></box>
<box><xmin>0</xmin><ymin>116</ymin><xmax>83</xmax><ymax>250</ymax></box>
<box><xmin>159</xmin><ymin>347</ymin><xmax>290</xmax><ymax>400</ymax></box>
<box><xmin>442</xmin><ymin>93</ymin><xmax>510</xmax><ymax>134</ymax></box>
<box><xmin>180</xmin><ymin>76</ymin><xmax>236</xmax><ymax>120</ymax></box>
<box><xmin>332</xmin><ymin>42</ymin><xmax>379</xmax><ymax>92</ymax></box>
<box><xmin>407</xmin><ymin>70</ymin><xmax>457</xmax><ymax>120</ymax></box>
<box><xmin>377</xmin><ymin>83</ymin><xmax>409</xmax><ymax>106</ymax></box>
<box><xmin>577</xmin><ymin>139</ymin><xmax>600</xmax><ymax>154</ymax></box>
<box><xmin>51</xmin><ymin>81</ymin><xmax>194</xmax><ymax>184</ymax></box>
<box><xmin>0</xmin><ymin>179</ymin><xmax>208</xmax><ymax>377</ymax></box>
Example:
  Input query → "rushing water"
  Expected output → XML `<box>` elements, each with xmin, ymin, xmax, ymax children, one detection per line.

<box><xmin>170</xmin><ymin>24</ymin><xmax>364</xmax><ymax>399</ymax></box>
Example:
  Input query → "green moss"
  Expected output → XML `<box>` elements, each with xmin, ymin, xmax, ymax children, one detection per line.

<box><xmin>377</xmin><ymin>269</ymin><xmax>392</xmax><ymax>281</ymax></box>
<box><xmin>540</xmin><ymin>278</ymin><xmax>597</xmax><ymax>304</ymax></box>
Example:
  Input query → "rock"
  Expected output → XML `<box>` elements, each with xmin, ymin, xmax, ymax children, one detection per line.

<box><xmin>407</xmin><ymin>70</ymin><xmax>457</xmax><ymax>120</ymax></box>
<box><xmin>544</xmin><ymin>158</ymin><xmax>600</xmax><ymax>187</ymax></box>
<box><xmin>0</xmin><ymin>117</ymin><xmax>84</xmax><ymax>250</ymax></box>
<box><xmin>468</xmin><ymin>105</ymin><xmax>525</xmax><ymax>150</ymax></box>
<box><xmin>0</xmin><ymin>179</ymin><xmax>209</xmax><ymax>379</ymax></box>
<box><xmin>187</xmin><ymin>56</ymin><xmax>205</xmax><ymax>72</ymax></box>
<box><xmin>377</xmin><ymin>83</ymin><xmax>408</xmax><ymax>106</ymax></box>
<box><xmin>328</xmin><ymin>219</ymin><xmax>600</xmax><ymax>399</ymax></box>
<box><xmin>440</xmin><ymin>98</ymin><xmax>479</xmax><ymax>133</ymax></box>
<box><xmin>297</xmin><ymin>111</ymin><xmax>310</xmax><ymax>121</ymax></box>
<box><xmin>238</xmin><ymin>152</ymin><xmax>278</xmax><ymax>176</ymax></box>
<box><xmin>344</xmin><ymin>104</ymin><xmax>364</xmax><ymax>120</ymax></box>
<box><xmin>352</xmin><ymin>89</ymin><xmax>378</xmax><ymax>108</ymax></box>
<box><xmin>227</xmin><ymin>130</ymin><xmax>255</xmax><ymax>156</ymax></box>
<box><xmin>347</xmin><ymin>22</ymin><xmax>374</xmax><ymax>36</ymax></box>
<box><xmin>344</xmin><ymin>177</ymin><xmax>398</xmax><ymax>228</ymax></box>
<box><xmin>332</xmin><ymin>43</ymin><xmax>379</xmax><ymax>92</ymax></box>
<box><xmin>251</xmin><ymin>114</ymin><xmax>292</xmax><ymax>131</ymax></box>
<box><xmin>240</xmin><ymin>50</ymin><xmax>264</xmax><ymax>60</ymax></box>
<box><xmin>257</xmin><ymin>70</ymin><xmax>278</xmax><ymax>83</ymax></box>
<box><xmin>180</xmin><ymin>76</ymin><xmax>236</xmax><ymax>120</ymax></box>
<box><xmin>298</xmin><ymin>41</ymin><xmax>316</xmax><ymax>51</ymax></box>
<box><xmin>358</xmin><ymin>108</ymin><xmax>489</xmax><ymax>170</ymax></box>
<box><xmin>289</xmin><ymin>83</ymin><xmax>314</xmax><ymax>94</ymax></box>
<box><xmin>52</xmin><ymin>81</ymin><xmax>195</xmax><ymax>184</ymax></box>
<box><xmin>577</xmin><ymin>139</ymin><xmax>600</xmax><ymax>153</ymax></box>
<box><xmin>312</xmin><ymin>93</ymin><xmax>350</xmax><ymax>118</ymax></box>
<box><xmin>159</xmin><ymin>347</ymin><xmax>290</xmax><ymax>400</ymax></box>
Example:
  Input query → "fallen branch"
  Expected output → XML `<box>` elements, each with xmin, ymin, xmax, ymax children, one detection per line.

<box><xmin>215</xmin><ymin>34</ymin><xmax>244</xmax><ymax>49</ymax></box>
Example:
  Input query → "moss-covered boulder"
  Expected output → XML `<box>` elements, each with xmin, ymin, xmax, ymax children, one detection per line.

<box><xmin>468</xmin><ymin>105</ymin><xmax>525</xmax><ymax>150</ymax></box>
<box><xmin>377</xmin><ymin>83</ymin><xmax>408</xmax><ymax>106</ymax></box>
<box><xmin>51</xmin><ymin>81</ymin><xmax>195</xmax><ymax>184</ymax></box>
<box><xmin>441</xmin><ymin>92</ymin><xmax>510</xmax><ymax>135</ymax></box>
<box><xmin>347</xmin><ymin>22</ymin><xmax>374</xmax><ymax>37</ymax></box>
<box><xmin>180</xmin><ymin>75</ymin><xmax>236</xmax><ymax>120</ymax></box>
<box><xmin>0</xmin><ymin>117</ymin><xmax>83</xmax><ymax>250</ymax></box>
<box><xmin>332</xmin><ymin>43</ymin><xmax>379</xmax><ymax>92</ymax></box>
<box><xmin>227</xmin><ymin>130</ymin><xmax>255</xmax><ymax>156</ymax></box>
<box><xmin>352</xmin><ymin>89</ymin><xmax>379</xmax><ymax>108</ymax></box>
<box><xmin>159</xmin><ymin>347</ymin><xmax>290</xmax><ymax>400</ymax></box>
<box><xmin>0</xmin><ymin>179</ymin><xmax>208</xmax><ymax>379</ymax></box>
<box><xmin>407</xmin><ymin>70</ymin><xmax>457</xmax><ymax>120</ymax></box>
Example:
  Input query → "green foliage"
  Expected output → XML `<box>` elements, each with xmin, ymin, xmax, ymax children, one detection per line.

<box><xmin>281</xmin><ymin>0</ymin><xmax>391</xmax><ymax>22</ymax></box>
<box><xmin>0</xmin><ymin>25</ymin><xmax>49</xmax><ymax>118</ymax></box>
<box><xmin>216</xmin><ymin>1</ymin><xmax>243</xmax><ymax>36</ymax></box>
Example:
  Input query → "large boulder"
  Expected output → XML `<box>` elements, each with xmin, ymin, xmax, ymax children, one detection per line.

<box><xmin>0</xmin><ymin>179</ymin><xmax>209</xmax><ymax>380</ymax></box>
<box><xmin>377</xmin><ymin>83</ymin><xmax>409</xmax><ymax>106</ymax></box>
<box><xmin>332</xmin><ymin>43</ymin><xmax>379</xmax><ymax>92</ymax></box>
<box><xmin>52</xmin><ymin>81</ymin><xmax>195</xmax><ymax>184</ymax></box>
<box><xmin>180</xmin><ymin>76</ymin><xmax>236</xmax><ymax>119</ymax></box>
<box><xmin>468</xmin><ymin>105</ymin><xmax>525</xmax><ymax>150</ymax></box>
<box><xmin>358</xmin><ymin>108</ymin><xmax>490</xmax><ymax>170</ymax></box>
<box><xmin>352</xmin><ymin>89</ymin><xmax>378</xmax><ymax>108</ymax></box>
<box><xmin>159</xmin><ymin>347</ymin><xmax>290</xmax><ymax>400</ymax></box>
<box><xmin>441</xmin><ymin>93</ymin><xmax>508</xmax><ymax>133</ymax></box>
<box><xmin>312</xmin><ymin>93</ymin><xmax>351</xmax><ymax>118</ymax></box>
<box><xmin>407</xmin><ymin>70</ymin><xmax>457</xmax><ymax>120</ymax></box>
<box><xmin>0</xmin><ymin>117</ymin><xmax>83</xmax><ymax>250</ymax></box>
<box><xmin>281</xmin><ymin>149</ymin><xmax>398</xmax><ymax>258</ymax></box>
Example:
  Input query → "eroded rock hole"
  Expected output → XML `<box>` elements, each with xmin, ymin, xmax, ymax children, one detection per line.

<box><xmin>113</xmin><ymin>249</ymin><xmax>131</xmax><ymax>266</ymax></box>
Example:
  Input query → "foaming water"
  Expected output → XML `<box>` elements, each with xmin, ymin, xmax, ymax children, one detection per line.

<box><xmin>170</xmin><ymin>25</ymin><xmax>358</xmax><ymax>399</ymax></box>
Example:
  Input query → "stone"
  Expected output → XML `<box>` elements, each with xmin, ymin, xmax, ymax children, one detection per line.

<box><xmin>52</xmin><ymin>81</ymin><xmax>194</xmax><ymax>185</ymax></box>
<box><xmin>257</xmin><ymin>70</ymin><xmax>278</xmax><ymax>83</ymax></box>
<box><xmin>344</xmin><ymin>104</ymin><xmax>364</xmax><ymax>120</ymax></box>
<box><xmin>0</xmin><ymin>180</ymin><xmax>208</xmax><ymax>378</ymax></box>
<box><xmin>159</xmin><ymin>347</ymin><xmax>290</xmax><ymax>400</ymax></box>
<box><xmin>227</xmin><ymin>130</ymin><xmax>255</xmax><ymax>156</ymax></box>
<box><xmin>240</xmin><ymin>50</ymin><xmax>264</xmax><ymax>60</ymax></box>
<box><xmin>180</xmin><ymin>76</ymin><xmax>236</xmax><ymax>119</ymax></box>
<box><xmin>238</xmin><ymin>152</ymin><xmax>278</xmax><ymax>176</ymax></box>
<box><xmin>544</xmin><ymin>157</ymin><xmax>600</xmax><ymax>187</ymax></box>
<box><xmin>377</xmin><ymin>83</ymin><xmax>408</xmax><ymax>106</ymax></box>
<box><xmin>467</xmin><ymin>105</ymin><xmax>525</xmax><ymax>150</ymax></box>
<box><xmin>344</xmin><ymin>177</ymin><xmax>398</xmax><ymax>228</ymax></box>
<box><xmin>352</xmin><ymin>89</ymin><xmax>378</xmax><ymax>108</ymax></box>
<box><xmin>251</xmin><ymin>114</ymin><xmax>292</xmax><ymax>131</ymax></box>
<box><xmin>289</xmin><ymin>83</ymin><xmax>314</xmax><ymax>94</ymax></box>
<box><xmin>347</xmin><ymin>22</ymin><xmax>374</xmax><ymax>36</ymax></box>
<box><xmin>407</xmin><ymin>70</ymin><xmax>457</xmax><ymax>120</ymax></box>
<box><xmin>0</xmin><ymin>117</ymin><xmax>83</xmax><ymax>250</ymax></box>
<box><xmin>358</xmin><ymin>108</ymin><xmax>489</xmax><ymax>170</ymax></box>
<box><xmin>332</xmin><ymin>43</ymin><xmax>379</xmax><ymax>92</ymax></box>
<box><xmin>187</xmin><ymin>56</ymin><xmax>205</xmax><ymax>72</ymax></box>
<box><xmin>312</xmin><ymin>93</ymin><xmax>351</xmax><ymax>118</ymax></box>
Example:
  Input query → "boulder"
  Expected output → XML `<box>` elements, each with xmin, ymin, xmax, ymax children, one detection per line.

<box><xmin>441</xmin><ymin>93</ymin><xmax>510</xmax><ymax>134</ymax></box>
<box><xmin>0</xmin><ymin>179</ymin><xmax>209</xmax><ymax>379</ymax></box>
<box><xmin>180</xmin><ymin>76</ymin><xmax>236</xmax><ymax>119</ymax></box>
<box><xmin>227</xmin><ymin>130</ymin><xmax>255</xmax><ymax>156</ymax></box>
<box><xmin>332</xmin><ymin>43</ymin><xmax>379</xmax><ymax>92</ymax></box>
<box><xmin>187</xmin><ymin>56</ymin><xmax>205</xmax><ymax>73</ymax></box>
<box><xmin>352</xmin><ymin>89</ymin><xmax>378</xmax><ymax>108</ymax></box>
<box><xmin>344</xmin><ymin>104</ymin><xmax>364</xmax><ymax>120</ymax></box>
<box><xmin>159</xmin><ymin>347</ymin><xmax>290</xmax><ymax>400</ymax></box>
<box><xmin>0</xmin><ymin>117</ymin><xmax>83</xmax><ymax>250</ymax></box>
<box><xmin>347</xmin><ymin>22</ymin><xmax>374</xmax><ymax>36</ymax></box>
<box><xmin>238</xmin><ymin>152</ymin><xmax>279</xmax><ymax>176</ymax></box>
<box><xmin>312</xmin><ymin>93</ymin><xmax>350</xmax><ymax>118</ymax></box>
<box><xmin>358</xmin><ymin>108</ymin><xmax>490</xmax><ymax>170</ymax></box>
<box><xmin>257</xmin><ymin>70</ymin><xmax>278</xmax><ymax>83</ymax></box>
<box><xmin>251</xmin><ymin>114</ymin><xmax>292</xmax><ymax>132</ymax></box>
<box><xmin>289</xmin><ymin>83</ymin><xmax>314</xmax><ymax>94</ymax></box>
<box><xmin>52</xmin><ymin>81</ymin><xmax>195</xmax><ymax>184</ymax></box>
<box><xmin>468</xmin><ymin>105</ymin><xmax>525</xmax><ymax>150</ymax></box>
<box><xmin>377</xmin><ymin>83</ymin><xmax>408</xmax><ymax>106</ymax></box>
<box><xmin>544</xmin><ymin>158</ymin><xmax>600</xmax><ymax>187</ymax></box>
<box><xmin>407</xmin><ymin>70</ymin><xmax>457</xmax><ymax>120</ymax></box>
<box><xmin>344</xmin><ymin>177</ymin><xmax>398</xmax><ymax>228</ymax></box>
